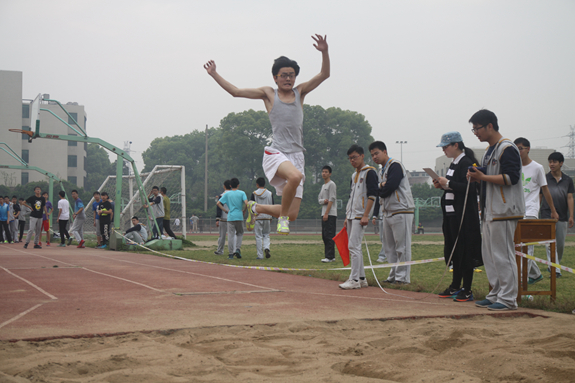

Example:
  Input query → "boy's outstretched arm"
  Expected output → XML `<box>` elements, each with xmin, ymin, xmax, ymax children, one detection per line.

<box><xmin>204</xmin><ymin>60</ymin><xmax>272</xmax><ymax>101</ymax></box>
<box><xmin>298</xmin><ymin>34</ymin><xmax>330</xmax><ymax>97</ymax></box>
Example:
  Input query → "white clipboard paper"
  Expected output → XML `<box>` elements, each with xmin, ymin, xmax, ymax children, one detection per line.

<box><xmin>423</xmin><ymin>168</ymin><xmax>440</xmax><ymax>180</ymax></box>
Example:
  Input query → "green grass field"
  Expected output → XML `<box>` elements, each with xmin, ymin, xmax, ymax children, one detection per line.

<box><xmin>82</xmin><ymin>232</ymin><xmax>575</xmax><ymax>314</ymax></box>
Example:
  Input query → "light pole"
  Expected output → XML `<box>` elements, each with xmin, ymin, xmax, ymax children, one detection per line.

<box><xmin>396</xmin><ymin>141</ymin><xmax>407</xmax><ymax>163</ymax></box>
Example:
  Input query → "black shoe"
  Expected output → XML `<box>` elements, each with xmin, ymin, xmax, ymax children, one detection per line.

<box><xmin>438</xmin><ymin>287</ymin><xmax>462</xmax><ymax>298</ymax></box>
<box><xmin>235</xmin><ymin>250</ymin><xmax>242</xmax><ymax>259</ymax></box>
<box><xmin>454</xmin><ymin>289</ymin><xmax>474</xmax><ymax>302</ymax></box>
<box><xmin>33</xmin><ymin>244</ymin><xmax>42</xmax><ymax>249</ymax></box>
<box><xmin>23</xmin><ymin>243</ymin><xmax>28</xmax><ymax>249</ymax></box>
<box><xmin>265</xmin><ymin>249</ymin><xmax>271</xmax><ymax>258</ymax></box>
<box><xmin>228</xmin><ymin>254</ymin><xmax>234</xmax><ymax>259</ymax></box>
<box><xmin>382</xmin><ymin>278</ymin><xmax>395</xmax><ymax>284</ymax></box>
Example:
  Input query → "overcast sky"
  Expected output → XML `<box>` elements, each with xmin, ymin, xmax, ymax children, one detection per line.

<box><xmin>1</xmin><ymin>0</ymin><xmax>573</xmax><ymax>174</ymax></box>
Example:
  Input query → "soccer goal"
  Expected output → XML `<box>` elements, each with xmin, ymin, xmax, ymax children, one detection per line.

<box><xmin>82</xmin><ymin>165</ymin><xmax>186</xmax><ymax>239</ymax></box>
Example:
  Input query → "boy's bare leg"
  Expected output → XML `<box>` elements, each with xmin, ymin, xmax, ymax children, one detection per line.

<box><xmin>255</xmin><ymin>161</ymin><xmax>303</xmax><ymax>221</ymax></box>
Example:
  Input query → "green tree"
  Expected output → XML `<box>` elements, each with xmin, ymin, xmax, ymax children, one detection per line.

<box><xmin>84</xmin><ymin>144</ymin><xmax>115</xmax><ymax>193</ymax></box>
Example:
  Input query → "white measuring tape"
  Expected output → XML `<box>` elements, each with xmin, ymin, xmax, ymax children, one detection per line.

<box><xmin>515</xmin><ymin>238</ymin><xmax>573</xmax><ymax>274</ymax></box>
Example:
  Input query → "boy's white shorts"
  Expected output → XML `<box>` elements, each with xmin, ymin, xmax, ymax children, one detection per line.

<box><xmin>262</xmin><ymin>146</ymin><xmax>305</xmax><ymax>199</ymax></box>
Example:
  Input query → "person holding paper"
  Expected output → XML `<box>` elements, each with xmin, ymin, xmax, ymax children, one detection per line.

<box><xmin>433</xmin><ymin>131</ymin><xmax>483</xmax><ymax>302</ymax></box>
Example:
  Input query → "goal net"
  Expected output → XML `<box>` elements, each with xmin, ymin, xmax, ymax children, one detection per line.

<box><xmin>81</xmin><ymin>165</ymin><xmax>186</xmax><ymax>239</ymax></box>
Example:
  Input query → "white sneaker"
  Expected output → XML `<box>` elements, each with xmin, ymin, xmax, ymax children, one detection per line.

<box><xmin>321</xmin><ymin>258</ymin><xmax>335</xmax><ymax>263</ymax></box>
<box><xmin>360</xmin><ymin>279</ymin><xmax>368</xmax><ymax>288</ymax></box>
<box><xmin>339</xmin><ymin>279</ymin><xmax>361</xmax><ymax>289</ymax></box>
<box><xmin>376</xmin><ymin>257</ymin><xmax>387</xmax><ymax>263</ymax></box>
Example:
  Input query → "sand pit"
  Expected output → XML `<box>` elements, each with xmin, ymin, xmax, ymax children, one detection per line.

<box><xmin>2</xmin><ymin>314</ymin><xmax>575</xmax><ymax>383</ymax></box>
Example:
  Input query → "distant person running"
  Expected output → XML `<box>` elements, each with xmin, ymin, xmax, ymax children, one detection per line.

<box><xmin>204</xmin><ymin>34</ymin><xmax>330</xmax><ymax>235</ymax></box>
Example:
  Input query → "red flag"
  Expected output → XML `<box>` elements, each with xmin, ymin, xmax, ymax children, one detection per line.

<box><xmin>333</xmin><ymin>226</ymin><xmax>350</xmax><ymax>266</ymax></box>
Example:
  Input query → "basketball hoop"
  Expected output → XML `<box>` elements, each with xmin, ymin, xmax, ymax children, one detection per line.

<box><xmin>9</xmin><ymin>129</ymin><xmax>34</xmax><ymax>137</ymax></box>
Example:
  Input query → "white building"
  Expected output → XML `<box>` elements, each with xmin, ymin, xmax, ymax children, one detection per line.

<box><xmin>0</xmin><ymin>70</ymin><xmax>87</xmax><ymax>187</ymax></box>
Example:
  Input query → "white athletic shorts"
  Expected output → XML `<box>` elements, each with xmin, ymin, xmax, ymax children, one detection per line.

<box><xmin>262</xmin><ymin>146</ymin><xmax>305</xmax><ymax>199</ymax></box>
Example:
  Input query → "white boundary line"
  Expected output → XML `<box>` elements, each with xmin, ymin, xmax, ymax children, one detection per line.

<box><xmin>1</xmin><ymin>266</ymin><xmax>58</xmax><ymax>300</ymax></box>
<box><xmin>0</xmin><ymin>304</ymin><xmax>44</xmax><ymax>330</ymax></box>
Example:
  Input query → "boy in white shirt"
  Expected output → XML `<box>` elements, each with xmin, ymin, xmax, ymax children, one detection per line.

<box><xmin>56</xmin><ymin>190</ymin><xmax>71</xmax><ymax>247</ymax></box>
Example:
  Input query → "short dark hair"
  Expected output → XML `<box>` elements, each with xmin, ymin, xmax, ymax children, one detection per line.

<box><xmin>101</xmin><ymin>191</ymin><xmax>109</xmax><ymax>197</ymax></box>
<box><xmin>42</xmin><ymin>191</ymin><xmax>48</xmax><ymax>196</ymax></box>
<box><xmin>230</xmin><ymin>178</ymin><xmax>240</xmax><ymax>188</ymax></box>
<box><xmin>93</xmin><ymin>191</ymin><xmax>100</xmax><ymax>196</ymax></box>
<box><xmin>272</xmin><ymin>56</ymin><xmax>300</xmax><ymax>77</ymax></box>
<box><xmin>161</xmin><ymin>187</ymin><xmax>167</xmax><ymax>194</ymax></box>
<box><xmin>514</xmin><ymin>137</ymin><xmax>530</xmax><ymax>148</ymax></box>
<box><xmin>223</xmin><ymin>180</ymin><xmax>232</xmax><ymax>190</ymax></box>
<box><xmin>549</xmin><ymin>152</ymin><xmax>564</xmax><ymax>163</ymax></box>
<box><xmin>12</xmin><ymin>195</ymin><xmax>17</xmax><ymax>199</ymax></box>
<box><xmin>347</xmin><ymin>144</ymin><xmax>364</xmax><ymax>156</ymax></box>
<box><xmin>132</xmin><ymin>216</ymin><xmax>139</xmax><ymax>221</ymax></box>
<box><xmin>34</xmin><ymin>186</ymin><xmax>41</xmax><ymax>191</ymax></box>
<box><xmin>58</xmin><ymin>190</ymin><xmax>65</xmax><ymax>198</ymax></box>
<box><xmin>256</xmin><ymin>177</ymin><xmax>266</xmax><ymax>187</ymax></box>
<box><xmin>71</xmin><ymin>189</ymin><xmax>78</xmax><ymax>194</ymax></box>
<box><xmin>322</xmin><ymin>165</ymin><xmax>332</xmax><ymax>173</ymax></box>
<box><xmin>469</xmin><ymin>109</ymin><xmax>499</xmax><ymax>131</ymax></box>
<box><xmin>152</xmin><ymin>186</ymin><xmax>159</xmax><ymax>190</ymax></box>
<box><xmin>368</xmin><ymin>141</ymin><xmax>387</xmax><ymax>152</ymax></box>
<box><xmin>19</xmin><ymin>197</ymin><xmax>24</xmax><ymax>201</ymax></box>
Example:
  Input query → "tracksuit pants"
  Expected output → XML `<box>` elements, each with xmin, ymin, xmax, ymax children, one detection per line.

<box><xmin>346</xmin><ymin>219</ymin><xmax>366</xmax><ymax>282</ymax></box>
<box><xmin>383</xmin><ymin>213</ymin><xmax>413</xmax><ymax>283</ymax></box>
<box><xmin>255</xmin><ymin>220</ymin><xmax>271</xmax><ymax>259</ymax></box>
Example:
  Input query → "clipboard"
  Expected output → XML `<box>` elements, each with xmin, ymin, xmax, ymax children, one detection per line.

<box><xmin>423</xmin><ymin>168</ymin><xmax>440</xmax><ymax>180</ymax></box>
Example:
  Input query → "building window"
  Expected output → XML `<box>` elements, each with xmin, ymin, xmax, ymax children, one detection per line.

<box><xmin>68</xmin><ymin>176</ymin><xmax>77</xmax><ymax>185</ymax></box>
<box><xmin>22</xmin><ymin>150</ymin><xmax>29</xmax><ymax>163</ymax></box>
<box><xmin>68</xmin><ymin>155</ymin><xmax>77</xmax><ymax>168</ymax></box>
<box><xmin>22</xmin><ymin>126</ymin><xmax>31</xmax><ymax>140</ymax></box>
<box><xmin>22</xmin><ymin>104</ymin><xmax>30</xmax><ymax>118</ymax></box>
<box><xmin>68</xmin><ymin>133</ymin><xmax>78</xmax><ymax>146</ymax></box>
<box><xmin>68</xmin><ymin>112</ymin><xmax>78</xmax><ymax>125</ymax></box>
<box><xmin>21</xmin><ymin>172</ymin><xmax>29</xmax><ymax>185</ymax></box>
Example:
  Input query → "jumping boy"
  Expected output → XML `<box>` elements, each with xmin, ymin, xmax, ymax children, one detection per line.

<box><xmin>204</xmin><ymin>34</ymin><xmax>330</xmax><ymax>235</ymax></box>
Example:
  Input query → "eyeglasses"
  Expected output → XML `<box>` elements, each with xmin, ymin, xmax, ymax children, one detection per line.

<box><xmin>276</xmin><ymin>73</ymin><xmax>296</xmax><ymax>79</ymax></box>
<box><xmin>348</xmin><ymin>154</ymin><xmax>360</xmax><ymax>161</ymax></box>
<box><xmin>471</xmin><ymin>125</ymin><xmax>486</xmax><ymax>133</ymax></box>
<box><xmin>517</xmin><ymin>147</ymin><xmax>529</xmax><ymax>151</ymax></box>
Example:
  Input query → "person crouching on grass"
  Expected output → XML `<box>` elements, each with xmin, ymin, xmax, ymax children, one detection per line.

<box><xmin>339</xmin><ymin>145</ymin><xmax>378</xmax><ymax>290</ymax></box>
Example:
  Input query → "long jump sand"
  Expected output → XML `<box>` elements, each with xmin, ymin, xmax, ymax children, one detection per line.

<box><xmin>1</xmin><ymin>243</ymin><xmax>574</xmax><ymax>382</ymax></box>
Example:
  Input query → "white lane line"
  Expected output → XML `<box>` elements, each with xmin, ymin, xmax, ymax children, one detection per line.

<box><xmin>1</xmin><ymin>267</ymin><xmax>58</xmax><ymax>300</ymax></box>
<box><xmin>0</xmin><ymin>304</ymin><xmax>44</xmax><ymax>329</ymax></box>
<box><xmin>4</xmin><ymin>247</ymin><xmax>166</xmax><ymax>293</ymax></box>
<box><xmin>86</xmin><ymin>253</ymin><xmax>277</xmax><ymax>291</ymax></box>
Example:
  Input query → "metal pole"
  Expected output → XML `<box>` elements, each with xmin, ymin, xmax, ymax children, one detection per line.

<box><xmin>181</xmin><ymin>165</ymin><xmax>187</xmax><ymax>239</ymax></box>
<box><xmin>204</xmin><ymin>124</ymin><xmax>208</xmax><ymax>212</ymax></box>
<box><xmin>114</xmin><ymin>155</ymin><xmax>123</xmax><ymax>231</ymax></box>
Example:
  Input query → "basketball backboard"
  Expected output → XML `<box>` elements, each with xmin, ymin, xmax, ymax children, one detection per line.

<box><xmin>29</xmin><ymin>93</ymin><xmax>42</xmax><ymax>131</ymax></box>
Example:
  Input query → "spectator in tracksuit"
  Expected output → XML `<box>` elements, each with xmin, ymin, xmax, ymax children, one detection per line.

<box><xmin>10</xmin><ymin>196</ymin><xmax>20</xmax><ymax>243</ymax></box>
<box><xmin>145</xmin><ymin>186</ymin><xmax>164</xmax><ymax>239</ymax></box>
<box><xmin>214</xmin><ymin>180</ymin><xmax>232</xmax><ymax>255</ymax></box>
<box><xmin>18</xmin><ymin>198</ymin><xmax>31</xmax><ymax>242</ymax></box>
<box><xmin>125</xmin><ymin>216</ymin><xmax>148</xmax><ymax>245</ymax></box>
<box><xmin>251</xmin><ymin>177</ymin><xmax>274</xmax><ymax>259</ymax></box>
<box><xmin>370</xmin><ymin>141</ymin><xmax>415</xmax><ymax>285</ymax></box>
<box><xmin>339</xmin><ymin>145</ymin><xmax>378</xmax><ymax>290</ymax></box>
<box><xmin>0</xmin><ymin>197</ymin><xmax>12</xmax><ymax>243</ymax></box>
<box><xmin>468</xmin><ymin>109</ymin><xmax>524</xmax><ymax>311</ymax></box>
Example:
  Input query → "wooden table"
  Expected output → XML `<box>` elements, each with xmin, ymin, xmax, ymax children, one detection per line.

<box><xmin>514</xmin><ymin>219</ymin><xmax>557</xmax><ymax>303</ymax></box>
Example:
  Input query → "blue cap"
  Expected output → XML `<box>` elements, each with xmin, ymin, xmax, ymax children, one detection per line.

<box><xmin>437</xmin><ymin>131</ymin><xmax>463</xmax><ymax>147</ymax></box>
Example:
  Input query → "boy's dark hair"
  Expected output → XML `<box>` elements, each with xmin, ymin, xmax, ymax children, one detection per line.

<box><xmin>132</xmin><ymin>216</ymin><xmax>139</xmax><ymax>221</ymax></box>
<box><xmin>152</xmin><ymin>186</ymin><xmax>159</xmax><ymax>191</ymax></box>
<box><xmin>42</xmin><ymin>191</ymin><xmax>48</xmax><ymax>196</ymax></box>
<box><xmin>256</xmin><ymin>177</ymin><xmax>266</xmax><ymax>187</ymax></box>
<box><xmin>549</xmin><ymin>152</ymin><xmax>565</xmax><ymax>163</ymax></box>
<box><xmin>101</xmin><ymin>191</ymin><xmax>109</xmax><ymax>197</ymax></box>
<box><xmin>223</xmin><ymin>180</ymin><xmax>232</xmax><ymax>190</ymax></box>
<box><xmin>58</xmin><ymin>190</ymin><xmax>65</xmax><ymax>198</ymax></box>
<box><xmin>347</xmin><ymin>144</ymin><xmax>364</xmax><ymax>156</ymax></box>
<box><xmin>12</xmin><ymin>195</ymin><xmax>17</xmax><ymax>199</ymax></box>
<box><xmin>272</xmin><ymin>56</ymin><xmax>300</xmax><ymax>77</ymax></box>
<box><xmin>34</xmin><ymin>186</ymin><xmax>41</xmax><ymax>191</ymax></box>
<box><xmin>469</xmin><ymin>109</ymin><xmax>499</xmax><ymax>132</ymax></box>
<box><xmin>322</xmin><ymin>165</ymin><xmax>332</xmax><ymax>173</ymax></box>
<box><xmin>230</xmin><ymin>178</ymin><xmax>240</xmax><ymax>188</ymax></box>
<box><xmin>93</xmin><ymin>191</ymin><xmax>100</xmax><ymax>196</ymax></box>
<box><xmin>514</xmin><ymin>137</ymin><xmax>530</xmax><ymax>148</ymax></box>
<box><xmin>161</xmin><ymin>187</ymin><xmax>167</xmax><ymax>194</ymax></box>
<box><xmin>19</xmin><ymin>198</ymin><xmax>24</xmax><ymax>201</ymax></box>
<box><xmin>71</xmin><ymin>189</ymin><xmax>78</xmax><ymax>194</ymax></box>
<box><xmin>368</xmin><ymin>141</ymin><xmax>387</xmax><ymax>152</ymax></box>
